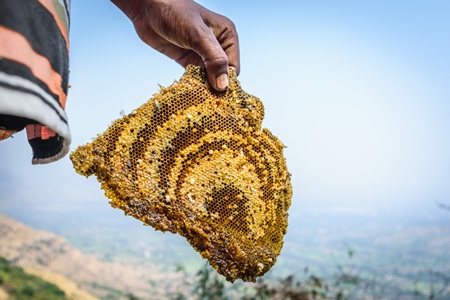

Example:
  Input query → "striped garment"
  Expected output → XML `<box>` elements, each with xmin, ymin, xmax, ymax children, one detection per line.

<box><xmin>0</xmin><ymin>0</ymin><xmax>71</xmax><ymax>164</ymax></box>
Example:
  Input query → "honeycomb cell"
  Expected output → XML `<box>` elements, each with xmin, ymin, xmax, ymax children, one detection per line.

<box><xmin>70</xmin><ymin>65</ymin><xmax>292</xmax><ymax>283</ymax></box>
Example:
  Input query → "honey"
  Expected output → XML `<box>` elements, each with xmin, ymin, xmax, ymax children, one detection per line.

<box><xmin>70</xmin><ymin>66</ymin><xmax>292</xmax><ymax>282</ymax></box>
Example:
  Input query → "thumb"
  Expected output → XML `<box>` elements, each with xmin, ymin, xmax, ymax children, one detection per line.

<box><xmin>206</xmin><ymin>57</ymin><xmax>229</xmax><ymax>92</ymax></box>
<box><xmin>188</xmin><ymin>7</ymin><xmax>239</xmax><ymax>91</ymax></box>
<box><xmin>193</xmin><ymin>27</ymin><xmax>230</xmax><ymax>91</ymax></box>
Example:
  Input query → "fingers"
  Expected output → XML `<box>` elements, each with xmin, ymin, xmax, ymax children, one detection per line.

<box><xmin>128</xmin><ymin>0</ymin><xmax>240</xmax><ymax>91</ymax></box>
<box><xmin>194</xmin><ymin>4</ymin><xmax>240</xmax><ymax>91</ymax></box>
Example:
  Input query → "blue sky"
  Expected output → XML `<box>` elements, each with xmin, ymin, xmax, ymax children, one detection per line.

<box><xmin>1</xmin><ymin>1</ymin><xmax>450</xmax><ymax>218</ymax></box>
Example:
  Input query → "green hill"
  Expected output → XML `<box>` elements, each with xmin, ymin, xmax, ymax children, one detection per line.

<box><xmin>0</xmin><ymin>256</ymin><xmax>67</xmax><ymax>300</ymax></box>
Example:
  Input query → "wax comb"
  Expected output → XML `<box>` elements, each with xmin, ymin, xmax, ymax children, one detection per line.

<box><xmin>70</xmin><ymin>66</ymin><xmax>292</xmax><ymax>282</ymax></box>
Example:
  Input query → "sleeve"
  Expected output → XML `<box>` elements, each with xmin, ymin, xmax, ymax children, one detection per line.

<box><xmin>0</xmin><ymin>0</ymin><xmax>71</xmax><ymax>164</ymax></box>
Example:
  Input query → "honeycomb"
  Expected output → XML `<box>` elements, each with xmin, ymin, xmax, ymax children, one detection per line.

<box><xmin>70</xmin><ymin>65</ymin><xmax>292</xmax><ymax>282</ymax></box>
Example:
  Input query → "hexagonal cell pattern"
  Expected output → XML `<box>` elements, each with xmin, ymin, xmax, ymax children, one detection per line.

<box><xmin>70</xmin><ymin>65</ymin><xmax>292</xmax><ymax>282</ymax></box>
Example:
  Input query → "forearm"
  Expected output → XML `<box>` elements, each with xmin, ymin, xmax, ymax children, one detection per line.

<box><xmin>110</xmin><ymin>0</ymin><xmax>239</xmax><ymax>91</ymax></box>
<box><xmin>111</xmin><ymin>0</ymin><xmax>148</xmax><ymax>21</ymax></box>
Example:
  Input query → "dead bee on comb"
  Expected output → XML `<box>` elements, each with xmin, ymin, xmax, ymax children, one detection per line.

<box><xmin>70</xmin><ymin>65</ymin><xmax>292</xmax><ymax>282</ymax></box>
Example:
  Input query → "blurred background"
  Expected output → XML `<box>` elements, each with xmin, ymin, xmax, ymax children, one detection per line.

<box><xmin>1</xmin><ymin>1</ymin><xmax>449</xmax><ymax>299</ymax></box>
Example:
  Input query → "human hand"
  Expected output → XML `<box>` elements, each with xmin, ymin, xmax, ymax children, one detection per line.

<box><xmin>112</xmin><ymin>0</ymin><xmax>240</xmax><ymax>91</ymax></box>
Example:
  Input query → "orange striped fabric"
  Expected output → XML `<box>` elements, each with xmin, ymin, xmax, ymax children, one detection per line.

<box><xmin>0</xmin><ymin>127</ymin><xmax>17</xmax><ymax>140</ymax></box>
<box><xmin>0</xmin><ymin>26</ymin><xmax>67</xmax><ymax>108</ymax></box>
<box><xmin>37</xmin><ymin>0</ymin><xmax>70</xmax><ymax>48</ymax></box>
<box><xmin>0</xmin><ymin>0</ymin><xmax>71</xmax><ymax>164</ymax></box>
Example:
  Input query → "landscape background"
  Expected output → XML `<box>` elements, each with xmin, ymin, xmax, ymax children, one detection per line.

<box><xmin>1</xmin><ymin>1</ymin><xmax>450</xmax><ymax>299</ymax></box>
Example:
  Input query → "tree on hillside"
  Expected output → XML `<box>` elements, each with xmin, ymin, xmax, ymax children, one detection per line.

<box><xmin>170</xmin><ymin>247</ymin><xmax>380</xmax><ymax>300</ymax></box>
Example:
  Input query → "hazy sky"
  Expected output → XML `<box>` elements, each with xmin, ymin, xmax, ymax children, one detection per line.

<box><xmin>1</xmin><ymin>1</ymin><xmax>449</xmax><ymax>217</ymax></box>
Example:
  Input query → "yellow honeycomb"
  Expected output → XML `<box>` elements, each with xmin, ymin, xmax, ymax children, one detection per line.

<box><xmin>70</xmin><ymin>65</ymin><xmax>292</xmax><ymax>282</ymax></box>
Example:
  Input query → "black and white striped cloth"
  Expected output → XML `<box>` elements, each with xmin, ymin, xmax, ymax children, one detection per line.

<box><xmin>0</xmin><ymin>0</ymin><xmax>71</xmax><ymax>164</ymax></box>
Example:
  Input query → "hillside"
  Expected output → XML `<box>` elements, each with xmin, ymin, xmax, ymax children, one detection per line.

<box><xmin>0</xmin><ymin>213</ymin><xmax>177</xmax><ymax>300</ymax></box>
<box><xmin>0</xmin><ymin>256</ymin><xmax>70</xmax><ymax>300</ymax></box>
<box><xmin>23</xmin><ymin>268</ymin><xmax>99</xmax><ymax>300</ymax></box>
<box><xmin>0</xmin><ymin>204</ymin><xmax>449</xmax><ymax>299</ymax></box>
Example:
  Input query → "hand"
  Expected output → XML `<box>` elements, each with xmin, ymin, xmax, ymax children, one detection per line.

<box><xmin>112</xmin><ymin>0</ymin><xmax>240</xmax><ymax>91</ymax></box>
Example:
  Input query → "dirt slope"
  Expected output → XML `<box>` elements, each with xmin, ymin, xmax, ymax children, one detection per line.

<box><xmin>0</xmin><ymin>213</ymin><xmax>176</xmax><ymax>299</ymax></box>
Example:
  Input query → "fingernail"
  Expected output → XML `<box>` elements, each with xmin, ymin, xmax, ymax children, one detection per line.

<box><xmin>216</xmin><ymin>73</ymin><xmax>228</xmax><ymax>91</ymax></box>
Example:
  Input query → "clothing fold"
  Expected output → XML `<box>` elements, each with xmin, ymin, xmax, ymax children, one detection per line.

<box><xmin>0</xmin><ymin>0</ymin><xmax>71</xmax><ymax>164</ymax></box>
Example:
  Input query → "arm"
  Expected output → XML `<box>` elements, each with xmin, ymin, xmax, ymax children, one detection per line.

<box><xmin>111</xmin><ymin>0</ymin><xmax>240</xmax><ymax>91</ymax></box>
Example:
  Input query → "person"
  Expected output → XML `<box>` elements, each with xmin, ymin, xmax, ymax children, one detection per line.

<box><xmin>0</xmin><ymin>0</ymin><xmax>240</xmax><ymax>164</ymax></box>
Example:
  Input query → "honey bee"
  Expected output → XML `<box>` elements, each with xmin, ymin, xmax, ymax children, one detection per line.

<box><xmin>70</xmin><ymin>65</ymin><xmax>291</xmax><ymax>283</ymax></box>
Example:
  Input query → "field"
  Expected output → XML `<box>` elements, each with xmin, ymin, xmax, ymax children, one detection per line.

<box><xmin>1</xmin><ymin>195</ymin><xmax>449</xmax><ymax>299</ymax></box>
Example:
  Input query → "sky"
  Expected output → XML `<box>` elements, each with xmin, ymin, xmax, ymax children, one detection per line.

<box><xmin>1</xmin><ymin>1</ymin><xmax>450</xmax><ymax>220</ymax></box>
